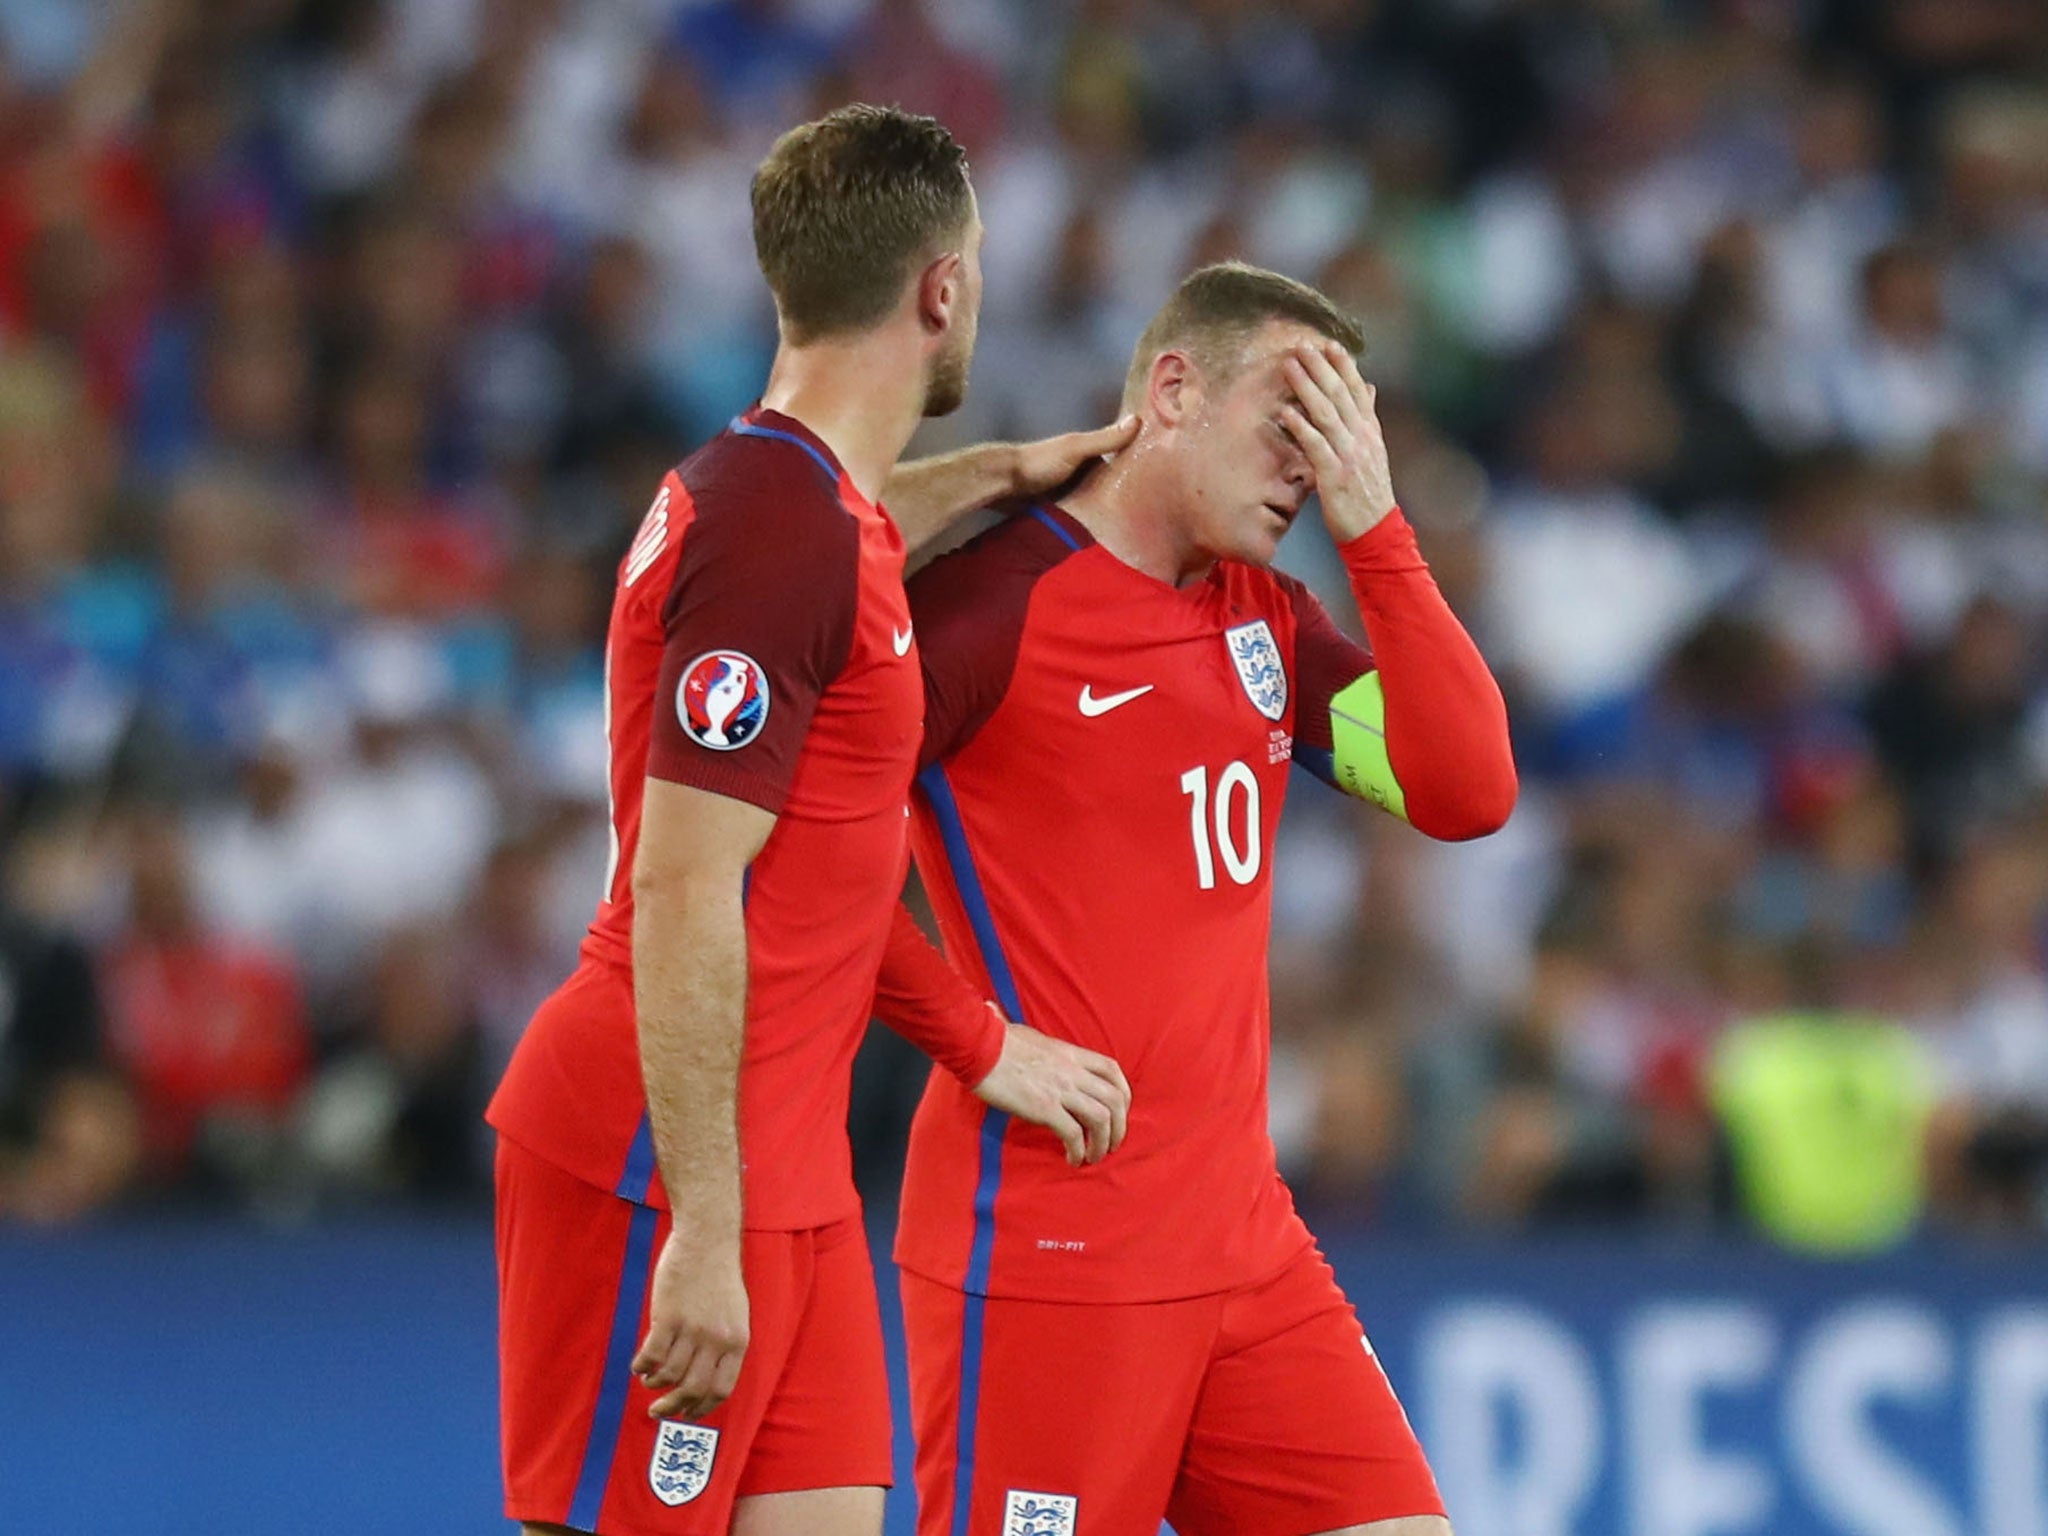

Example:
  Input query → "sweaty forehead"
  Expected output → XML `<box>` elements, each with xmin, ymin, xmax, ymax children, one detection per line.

<box><xmin>1217</xmin><ymin>318</ymin><xmax>1327</xmax><ymax>396</ymax></box>
<box><xmin>1245</xmin><ymin>317</ymin><xmax>1331</xmax><ymax>367</ymax></box>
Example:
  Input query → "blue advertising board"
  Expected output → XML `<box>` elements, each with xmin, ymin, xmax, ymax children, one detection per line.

<box><xmin>1</xmin><ymin>1219</ymin><xmax>2042</xmax><ymax>1535</ymax></box>
<box><xmin>1353</xmin><ymin>1239</ymin><xmax>2048</xmax><ymax>1536</ymax></box>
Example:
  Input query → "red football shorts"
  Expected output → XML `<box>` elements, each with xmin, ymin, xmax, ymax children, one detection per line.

<box><xmin>903</xmin><ymin>1244</ymin><xmax>1444</xmax><ymax>1536</ymax></box>
<box><xmin>495</xmin><ymin>1137</ymin><xmax>891</xmax><ymax>1535</ymax></box>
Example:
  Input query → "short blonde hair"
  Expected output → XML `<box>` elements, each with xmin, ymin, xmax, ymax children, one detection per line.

<box><xmin>752</xmin><ymin>105</ymin><xmax>974</xmax><ymax>344</ymax></box>
<box><xmin>1122</xmin><ymin>261</ymin><xmax>1365</xmax><ymax>411</ymax></box>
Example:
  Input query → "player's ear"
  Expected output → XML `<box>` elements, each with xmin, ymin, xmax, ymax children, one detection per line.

<box><xmin>917</xmin><ymin>250</ymin><xmax>965</xmax><ymax>337</ymax></box>
<box><xmin>1148</xmin><ymin>349</ymin><xmax>1195</xmax><ymax>426</ymax></box>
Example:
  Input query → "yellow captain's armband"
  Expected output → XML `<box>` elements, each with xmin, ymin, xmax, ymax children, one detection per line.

<box><xmin>1329</xmin><ymin>673</ymin><xmax>1407</xmax><ymax>820</ymax></box>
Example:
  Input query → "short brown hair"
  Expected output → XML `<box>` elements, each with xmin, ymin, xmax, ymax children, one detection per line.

<box><xmin>1122</xmin><ymin>261</ymin><xmax>1365</xmax><ymax>409</ymax></box>
<box><xmin>751</xmin><ymin>105</ymin><xmax>974</xmax><ymax>344</ymax></box>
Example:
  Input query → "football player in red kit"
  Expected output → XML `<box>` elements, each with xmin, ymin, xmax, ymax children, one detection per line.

<box><xmin>883</xmin><ymin>263</ymin><xmax>1518</xmax><ymax>1536</ymax></box>
<box><xmin>487</xmin><ymin>107</ymin><xmax>1131</xmax><ymax>1536</ymax></box>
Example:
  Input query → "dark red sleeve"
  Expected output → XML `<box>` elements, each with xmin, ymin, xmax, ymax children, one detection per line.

<box><xmin>645</xmin><ymin>465</ymin><xmax>859</xmax><ymax>813</ymax></box>
<box><xmin>1300</xmin><ymin>508</ymin><xmax>1518</xmax><ymax>841</ymax></box>
<box><xmin>909</xmin><ymin>507</ymin><xmax>1082</xmax><ymax>768</ymax></box>
<box><xmin>1289</xmin><ymin>578</ymin><xmax>1376</xmax><ymax>759</ymax></box>
<box><xmin>874</xmin><ymin>901</ymin><xmax>1006</xmax><ymax>1086</ymax></box>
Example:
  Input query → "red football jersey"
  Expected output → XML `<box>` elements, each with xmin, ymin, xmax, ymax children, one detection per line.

<box><xmin>488</xmin><ymin>408</ymin><xmax>924</xmax><ymax>1230</ymax></box>
<box><xmin>890</xmin><ymin>503</ymin><xmax>1514</xmax><ymax>1302</ymax></box>
<box><xmin>890</xmin><ymin>505</ymin><xmax>1363</xmax><ymax>1303</ymax></box>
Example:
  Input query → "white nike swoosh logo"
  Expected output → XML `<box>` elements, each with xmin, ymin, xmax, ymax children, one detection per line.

<box><xmin>893</xmin><ymin>625</ymin><xmax>914</xmax><ymax>656</ymax></box>
<box><xmin>1078</xmin><ymin>683</ymin><xmax>1154</xmax><ymax>717</ymax></box>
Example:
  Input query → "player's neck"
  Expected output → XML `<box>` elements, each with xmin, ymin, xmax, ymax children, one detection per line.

<box><xmin>1061</xmin><ymin>447</ymin><xmax>1215</xmax><ymax>588</ymax></box>
<box><xmin>759</xmin><ymin>340</ymin><xmax>925</xmax><ymax>504</ymax></box>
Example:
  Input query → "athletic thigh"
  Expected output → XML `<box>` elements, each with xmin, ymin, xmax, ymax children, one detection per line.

<box><xmin>731</xmin><ymin>1484</ymin><xmax>887</xmax><ymax>1536</ymax></box>
<box><xmin>1166</xmin><ymin>1248</ymin><xmax>1446</xmax><ymax>1536</ymax></box>
<box><xmin>900</xmin><ymin>1270</ymin><xmax>1215</xmax><ymax>1536</ymax></box>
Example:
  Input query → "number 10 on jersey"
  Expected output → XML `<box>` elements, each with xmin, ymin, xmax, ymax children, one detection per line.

<box><xmin>1180</xmin><ymin>761</ymin><xmax>1262</xmax><ymax>889</ymax></box>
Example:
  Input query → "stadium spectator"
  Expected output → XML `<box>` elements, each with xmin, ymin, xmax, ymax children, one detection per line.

<box><xmin>99</xmin><ymin>814</ymin><xmax>308</xmax><ymax>1196</ymax></box>
<box><xmin>1913</xmin><ymin>824</ymin><xmax>2048</xmax><ymax>1231</ymax></box>
<box><xmin>0</xmin><ymin>882</ymin><xmax>136</xmax><ymax>1223</ymax></box>
<box><xmin>0</xmin><ymin>0</ymin><xmax>2045</xmax><ymax>1242</ymax></box>
<box><xmin>298</xmin><ymin>921</ymin><xmax>486</xmax><ymax>1199</ymax></box>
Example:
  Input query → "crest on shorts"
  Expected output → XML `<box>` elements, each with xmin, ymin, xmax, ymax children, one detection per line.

<box><xmin>1224</xmin><ymin>619</ymin><xmax>1288</xmax><ymax>721</ymax></box>
<box><xmin>678</xmin><ymin>650</ymin><xmax>769</xmax><ymax>750</ymax></box>
<box><xmin>1004</xmin><ymin>1490</ymin><xmax>1078</xmax><ymax>1536</ymax></box>
<box><xmin>649</xmin><ymin>1422</ymin><xmax>719</xmax><ymax>1506</ymax></box>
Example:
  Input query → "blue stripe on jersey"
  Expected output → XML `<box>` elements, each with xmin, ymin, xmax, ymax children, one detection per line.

<box><xmin>916</xmin><ymin>762</ymin><xmax>1021</xmax><ymax>1533</ymax></box>
<box><xmin>1028</xmin><ymin>504</ymin><xmax>1082</xmax><ymax>553</ymax></box>
<box><xmin>729</xmin><ymin>419</ymin><xmax>841</xmax><ymax>489</ymax></box>
<box><xmin>566</xmin><ymin>1202</ymin><xmax>662</xmax><ymax>1530</ymax></box>
<box><xmin>961</xmin><ymin>1112</ymin><xmax>1008</xmax><ymax>1300</ymax></box>
<box><xmin>911</xmin><ymin>766</ymin><xmax>1016</xmax><ymax>1287</ymax></box>
<box><xmin>615</xmin><ymin>1113</ymin><xmax>657</xmax><ymax>1204</ymax></box>
<box><xmin>915</xmin><ymin>765</ymin><xmax>1024</xmax><ymax>1023</ymax></box>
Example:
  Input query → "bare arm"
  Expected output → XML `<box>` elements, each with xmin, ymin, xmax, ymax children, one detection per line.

<box><xmin>884</xmin><ymin>416</ymin><xmax>1139</xmax><ymax>552</ymax></box>
<box><xmin>628</xmin><ymin>777</ymin><xmax>774</xmax><ymax>1422</ymax></box>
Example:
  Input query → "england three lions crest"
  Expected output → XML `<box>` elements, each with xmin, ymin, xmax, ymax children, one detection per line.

<box><xmin>649</xmin><ymin>1422</ymin><xmax>718</xmax><ymax>1507</ymax></box>
<box><xmin>1004</xmin><ymin>1490</ymin><xmax>1077</xmax><ymax>1536</ymax></box>
<box><xmin>1225</xmin><ymin>620</ymin><xmax>1288</xmax><ymax>721</ymax></box>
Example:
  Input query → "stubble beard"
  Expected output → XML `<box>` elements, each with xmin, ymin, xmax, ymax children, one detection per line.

<box><xmin>921</xmin><ymin>329</ymin><xmax>973</xmax><ymax>419</ymax></box>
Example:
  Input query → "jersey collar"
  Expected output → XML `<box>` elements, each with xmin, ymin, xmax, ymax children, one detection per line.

<box><xmin>1029</xmin><ymin>502</ymin><xmax>1095</xmax><ymax>552</ymax></box>
<box><xmin>732</xmin><ymin>406</ymin><xmax>877</xmax><ymax>515</ymax></box>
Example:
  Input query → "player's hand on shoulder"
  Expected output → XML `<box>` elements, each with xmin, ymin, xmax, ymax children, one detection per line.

<box><xmin>972</xmin><ymin>1021</ymin><xmax>1132</xmax><ymax>1166</ymax></box>
<box><xmin>1007</xmin><ymin>414</ymin><xmax>1139</xmax><ymax>506</ymax></box>
<box><xmin>633</xmin><ymin>1228</ymin><xmax>750</xmax><ymax>1422</ymax></box>
<box><xmin>1278</xmin><ymin>341</ymin><xmax>1397</xmax><ymax>543</ymax></box>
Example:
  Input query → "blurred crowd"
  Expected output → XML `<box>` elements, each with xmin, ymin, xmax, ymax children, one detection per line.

<box><xmin>3</xmin><ymin>0</ymin><xmax>2048</xmax><ymax>1246</ymax></box>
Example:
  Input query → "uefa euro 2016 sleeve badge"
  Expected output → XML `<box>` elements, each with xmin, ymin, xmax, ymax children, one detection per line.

<box><xmin>1004</xmin><ymin>1490</ymin><xmax>1078</xmax><ymax>1536</ymax></box>
<box><xmin>1224</xmin><ymin>619</ymin><xmax>1288</xmax><ymax>722</ymax></box>
<box><xmin>678</xmin><ymin>650</ymin><xmax>770</xmax><ymax>750</ymax></box>
<box><xmin>649</xmin><ymin>1421</ymin><xmax>719</xmax><ymax>1506</ymax></box>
